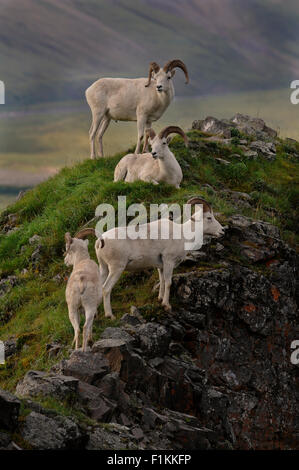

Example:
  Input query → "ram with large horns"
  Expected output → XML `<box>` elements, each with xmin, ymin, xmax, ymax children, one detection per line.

<box><xmin>86</xmin><ymin>59</ymin><xmax>189</xmax><ymax>158</ymax></box>
<box><xmin>114</xmin><ymin>125</ymin><xmax>188</xmax><ymax>188</ymax></box>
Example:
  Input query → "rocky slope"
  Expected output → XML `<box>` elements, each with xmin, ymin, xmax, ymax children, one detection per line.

<box><xmin>0</xmin><ymin>115</ymin><xmax>298</xmax><ymax>449</ymax></box>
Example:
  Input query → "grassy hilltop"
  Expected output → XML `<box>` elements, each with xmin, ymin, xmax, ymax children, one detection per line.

<box><xmin>0</xmin><ymin>129</ymin><xmax>298</xmax><ymax>391</ymax></box>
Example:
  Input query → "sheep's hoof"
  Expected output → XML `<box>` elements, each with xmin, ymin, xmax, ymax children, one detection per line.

<box><xmin>106</xmin><ymin>314</ymin><xmax>116</xmax><ymax>320</ymax></box>
<box><xmin>163</xmin><ymin>304</ymin><xmax>172</xmax><ymax>312</ymax></box>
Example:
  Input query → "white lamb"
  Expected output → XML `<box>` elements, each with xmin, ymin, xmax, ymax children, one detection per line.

<box><xmin>64</xmin><ymin>233</ymin><xmax>103</xmax><ymax>351</ymax></box>
<box><xmin>114</xmin><ymin>126</ymin><xmax>188</xmax><ymax>188</ymax></box>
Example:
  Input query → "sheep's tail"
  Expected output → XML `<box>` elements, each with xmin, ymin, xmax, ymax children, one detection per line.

<box><xmin>96</xmin><ymin>236</ymin><xmax>105</xmax><ymax>249</ymax></box>
<box><xmin>79</xmin><ymin>275</ymin><xmax>86</xmax><ymax>295</ymax></box>
<box><xmin>114</xmin><ymin>160</ymin><xmax>127</xmax><ymax>182</ymax></box>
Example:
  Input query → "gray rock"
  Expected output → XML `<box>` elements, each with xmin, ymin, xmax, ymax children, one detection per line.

<box><xmin>0</xmin><ymin>275</ymin><xmax>18</xmax><ymax>297</ymax></box>
<box><xmin>0</xmin><ymin>388</ymin><xmax>20</xmax><ymax>431</ymax></box>
<box><xmin>16</xmin><ymin>370</ymin><xmax>78</xmax><ymax>400</ymax></box>
<box><xmin>77</xmin><ymin>381</ymin><xmax>117</xmax><ymax>422</ymax></box>
<box><xmin>134</xmin><ymin>322</ymin><xmax>171</xmax><ymax>358</ymax></box>
<box><xmin>21</xmin><ymin>411</ymin><xmax>84</xmax><ymax>449</ymax></box>
<box><xmin>250</xmin><ymin>141</ymin><xmax>276</xmax><ymax>160</ymax></box>
<box><xmin>192</xmin><ymin>116</ymin><xmax>232</xmax><ymax>138</ymax></box>
<box><xmin>29</xmin><ymin>234</ymin><xmax>42</xmax><ymax>245</ymax></box>
<box><xmin>231</xmin><ymin>113</ymin><xmax>277</xmax><ymax>139</ymax></box>
<box><xmin>0</xmin><ymin>431</ymin><xmax>11</xmax><ymax>449</ymax></box>
<box><xmin>120</xmin><ymin>306</ymin><xmax>145</xmax><ymax>326</ymax></box>
<box><xmin>215</xmin><ymin>157</ymin><xmax>230</xmax><ymax>165</ymax></box>
<box><xmin>55</xmin><ymin>350</ymin><xmax>109</xmax><ymax>386</ymax></box>
<box><xmin>86</xmin><ymin>425</ymin><xmax>136</xmax><ymax>450</ymax></box>
<box><xmin>101</xmin><ymin>327</ymin><xmax>135</xmax><ymax>343</ymax></box>
<box><xmin>244</xmin><ymin>150</ymin><xmax>258</xmax><ymax>159</ymax></box>
<box><xmin>4</xmin><ymin>338</ymin><xmax>17</xmax><ymax>357</ymax></box>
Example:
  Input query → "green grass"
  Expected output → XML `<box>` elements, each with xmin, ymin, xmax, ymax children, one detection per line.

<box><xmin>0</xmin><ymin>130</ymin><xmax>298</xmax><ymax>391</ymax></box>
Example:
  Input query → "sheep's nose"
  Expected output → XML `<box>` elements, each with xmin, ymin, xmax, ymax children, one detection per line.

<box><xmin>152</xmin><ymin>152</ymin><xmax>157</xmax><ymax>159</ymax></box>
<box><xmin>156</xmin><ymin>85</ymin><xmax>162</xmax><ymax>91</ymax></box>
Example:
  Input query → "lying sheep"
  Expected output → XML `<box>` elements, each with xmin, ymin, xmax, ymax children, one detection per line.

<box><xmin>114</xmin><ymin>126</ymin><xmax>187</xmax><ymax>188</ymax></box>
<box><xmin>64</xmin><ymin>233</ymin><xmax>103</xmax><ymax>351</ymax></box>
<box><xmin>75</xmin><ymin>198</ymin><xmax>225</xmax><ymax>318</ymax></box>
<box><xmin>86</xmin><ymin>59</ymin><xmax>189</xmax><ymax>158</ymax></box>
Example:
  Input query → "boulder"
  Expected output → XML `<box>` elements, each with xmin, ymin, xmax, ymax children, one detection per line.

<box><xmin>192</xmin><ymin>116</ymin><xmax>232</xmax><ymax>138</ymax></box>
<box><xmin>249</xmin><ymin>141</ymin><xmax>276</xmax><ymax>160</ymax></box>
<box><xmin>16</xmin><ymin>370</ymin><xmax>78</xmax><ymax>401</ymax></box>
<box><xmin>77</xmin><ymin>381</ymin><xmax>117</xmax><ymax>422</ymax></box>
<box><xmin>0</xmin><ymin>388</ymin><xmax>20</xmax><ymax>431</ymax></box>
<box><xmin>231</xmin><ymin>113</ymin><xmax>277</xmax><ymax>139</ymax></box>
<box><xmin>133</xmin><ymin>322</ymin><xmax>171</xmax><ymax>358</ymax></box>
<box><xmin>55</xmin><ymin>350</ymin><xmax>109</xmax><ymax>386</ymax></box>
<box><xmin>21</xmin><ymin>411</ymin><xmax>85</xmax><ymax>450</ymax></box>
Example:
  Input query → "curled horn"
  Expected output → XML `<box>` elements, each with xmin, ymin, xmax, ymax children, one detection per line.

<box><xmin>65</xmin><ymin>232</ymin><xmax>72</xmax><ymax>249</ymax></box>
<box><xmin>142</xmin><ymin>128</ymin><xmax>156</xmax><ymax>153</ymax></box>
<box><xmin>163</xmin><ymin>59</ymin><xmax>189</xmax><ymax>84</ymax></box>
<box><xmin>75</xmin><ymin>228</ymin><xmax>96</xmax><ymax>239</ymax></box>
<box><xmin>158</xmin><ymin>126</ymin><xmax>188</xmax><ymax>147</ymax></box>
<box><xmin>145</xmin><ymin>61</ymin><xmax>161</xmax><ymax>87</ymax></box>
<box><xmin>187</xmin><ymin>196</ymin><xmax>211</xmax><ymax>214</ymax></box>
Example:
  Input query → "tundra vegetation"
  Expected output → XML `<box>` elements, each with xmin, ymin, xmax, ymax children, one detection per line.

<box><xmin>0</xmin><ymin>125</ymin><xmax>298</xmax><ymax>396</ymax></box>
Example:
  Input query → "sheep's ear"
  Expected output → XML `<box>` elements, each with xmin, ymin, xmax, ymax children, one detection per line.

<box><xmin>166</xmin><ymin>136</ymin><xmax>173</xmax><ymax>145</ymax></box>
<box><xmin>171</xmin><ymin>69</ymin><xmax>176</xmax><ymax>78</ymax></box>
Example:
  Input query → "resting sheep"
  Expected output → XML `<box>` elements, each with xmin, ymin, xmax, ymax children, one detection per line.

<box><xmin>75</xmin><ymin>198</ymin><xmax>225</xmax><ymax>318</ymax></box>
<box><xmin>64</xmin><ymin>233</ymin><xmax>103</xmax><ymax>351</ymax></box>
<box><xmin>86</xmin><ymin>59</ymin><xmax>189</xmax><ymax>158</ymax></box>
<box><xmin>114</xmin><ymin>126</ymin><xmax>187</xmax><ymax>188</ymax></box>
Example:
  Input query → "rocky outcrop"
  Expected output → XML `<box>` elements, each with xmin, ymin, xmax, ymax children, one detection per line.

<box><xmin>1</xmin><ymin>215</ymin><xmax>298</xmax><ymax>450</ymax></box>
<box><xmin>192</xmin><ymin>114</ymin><xmax>277</xmax><ymax>142</ymax></box>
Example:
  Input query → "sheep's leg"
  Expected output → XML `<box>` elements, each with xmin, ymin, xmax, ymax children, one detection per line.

<box><xmin>135</xmin><ymin>115</ymin><xmax>146</xmax><ymax>154</ymax></box>
<box><xmin>68</xmin><ymin>309</ymin><xmax>80</xmax><ymax>349</ymax></box>
<box><xmin>97</xmin><ymin>115</ymin><xmax>111</xmax><ymax>158</ymax></box>
<box><xmin>143</xmin><ymin>121</ymin><xmax>152</xmax><ymax>153</ymax></box>
<box><xmin>102</xmin><ymin>267</ymin><xmax>124</xmax><ymax>319</ymax></box>
<box><xmin>89</xmin><ymin>110</ymin><xmax>106</xmax><ymax>159</ymax></box>
<box><xmin>82</xmin><ymin>308</ymin><xmax>96</xmax><ymax>352</ymax></box>
<box><xmin>99</xmin><ymin>260</ymin><xmax>109</xmax><ymax>284</ymax></box>
<box><xmin>161</xmin><ymin>261</ymin><xmax>174</xmax><ymax>312</ymax></box>
<box><xmin>158</xmin><ymin>268</ymin><xmax>165</xmax><ymax>302</ymax></box>
<box><xmin>142</xmin><ymin>176</ymin><xmax>159</xmax><ymax>185</ymax></box>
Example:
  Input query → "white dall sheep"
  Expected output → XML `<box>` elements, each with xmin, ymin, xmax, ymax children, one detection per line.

<box><xmin>75</xmin><ymin>198</ymin><xmax>225</xmax><ymax>318</ymax></box>
<box><xmin>86</xmin><ymin>59</ymin><xmax>189</xmax><ymax>158</ymax></box>
<box><xmin>64</xmin><ymin>233</ymin><xmax>103</xmax><ymax>351</ymax></box>
<box><xmin>114</xmin><ymin>126</ymin><xmax>187</xmax><ymax>188</ymax></box>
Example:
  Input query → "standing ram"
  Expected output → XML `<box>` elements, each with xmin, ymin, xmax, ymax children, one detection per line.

<box><xmin>86</xmin><ymin>59</ymin><xmax>189</xmax><ymax>158</ymax></box>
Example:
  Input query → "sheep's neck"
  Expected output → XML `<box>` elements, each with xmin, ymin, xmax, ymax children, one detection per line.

<box><xmin>158</xmin><ymin>149</ymin><xmax>181</xmax><ymax>177</ymax></box>
<box><xmin>157</xmin><ymin>85</ymin><xmax>174</xmax><ymax>108</ymax></box>
<box><xmin>73</xmin><ymin>251</ymin><xmax>90</xmax><ymax>267</ymax></box>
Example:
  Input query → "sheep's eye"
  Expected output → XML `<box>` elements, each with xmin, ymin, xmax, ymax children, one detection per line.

<box><xmin>163</xmin><ymin>142</ymin><xmax>167</xmax><ymax>145</ymax></box>
<box><xmin>167</xmin><ymin>76</ymin><xmax>171</xmax><ymax>80</ymax></box>
<box><xmin>207</xmin><ymin>217</ymin><xmax>212</xmax><ymax>221</ymax></box>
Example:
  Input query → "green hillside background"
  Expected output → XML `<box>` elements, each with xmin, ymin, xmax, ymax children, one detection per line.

<box><xmin>1</xmin><ymin>0</ymin><xmax>299</xmax><ymax>104</ymax></box>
